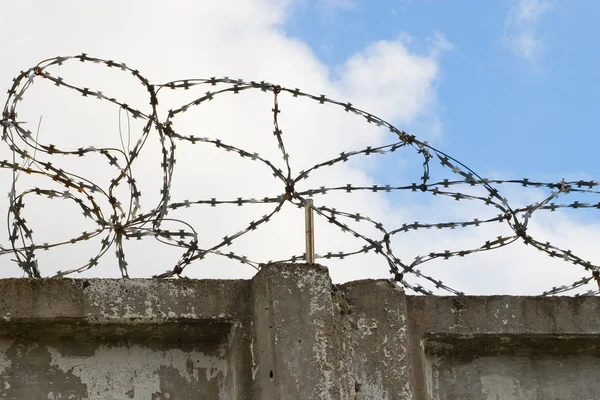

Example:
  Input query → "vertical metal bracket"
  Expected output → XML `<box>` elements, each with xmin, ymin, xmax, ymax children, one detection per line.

<box><xmin>305</xmin><ymin>199</ymin><xmax>315</xmax><ymax>264</ymax></box>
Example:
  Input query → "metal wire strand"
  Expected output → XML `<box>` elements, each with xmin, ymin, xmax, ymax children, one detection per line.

<box><xmin>1</xmin><ymin>54</ymin><xmax>598</xmax><ymax>296</ymax></box>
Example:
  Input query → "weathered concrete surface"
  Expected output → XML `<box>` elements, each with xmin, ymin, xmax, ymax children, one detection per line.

<box><xmin>407</xmin><ymin>296</ymin><xmax>600</xmax><ymax>400</ymax></box>
<box><xmin>0</xmin><ymin>278</ymin><xmax>253</xmax><ymax>399</ymax></box>
<box><xmin>335</xmin><ymin>280</ymin><xmax>415</xmax><ymax>399</ymax></box>
<box><xmin>422</xmin><ymin>335</ymin><xmax>600</xmax><ymax>400</ymax></box>
<box><xmin>251</xmin><ymin>263</ymin><xmax>344</xmax><ymax>399</ymax></box>
<box><xmin>250</xmin><ymin>264</ymin><xmax>415</xmax><ymax>399</ymax></box>
<box><xmin>1</xmin><ymin>267</ymin><xmax>600</xmax><ymax>399</ymax></box>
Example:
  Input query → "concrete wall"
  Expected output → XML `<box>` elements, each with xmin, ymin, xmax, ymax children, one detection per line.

<box><xmin>0</xmin><ymin>264</ymin><xmax>599</xmax><ymax>399</ymax></box>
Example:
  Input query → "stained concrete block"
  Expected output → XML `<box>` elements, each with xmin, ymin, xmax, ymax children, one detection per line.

<box><xmin>2</xmin><ymin>266</ymin><xmax>600</xmax><ymax>399</ymax></box>
<box><xmin>407</xmin><ymin>296</ymin><xmax>600</xmax><ymax>400</ymax></box>
<box><xmin>337</xmin><ymin>280</ymin><xmax>415</xmax><ymax>400</ymax></box>
<box><xmin>0</xmin><ymin>278</ymin><xmax>253</xmax><ymax>399</ymax></box>
<box><xmin>407</xmin><ymin>295</ymin><xmax>600</xmax><ymax>335</ymax></box>
<box><xmin>250</xmin><ymin>263</ymin><xmax>344</xmax><ymax>399</ymax></box>
<box><xmin>423</xmin><ymin>335</ymin><xmax>600</xmax><ymax>400</ymax></box>
<box><xmin>0</xmin><ymin>278</ymin><xmax>251</xmax><ymax>324</ymax></box>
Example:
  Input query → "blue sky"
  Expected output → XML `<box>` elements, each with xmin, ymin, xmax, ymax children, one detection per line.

<box><xmin>286</xmin><ymin>0</ymin><xmax>600</xmax><ymax>178</ymax></box>
<box><xmin>0</xmin><ymin>0</ymin><xmax>599</xmax><ymax>294</ymax></box>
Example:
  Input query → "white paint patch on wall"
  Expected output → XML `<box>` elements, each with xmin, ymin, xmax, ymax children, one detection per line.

<box><xmin>47</xmin><ymin>344</ymin><xmax>228</xmax><ymax>399</ymax></box>
<box><xmin>0</xmin><ymin>338</ymin><xmax>15</xmax><ymax>377</ymax></box>
<box><xmin>358</xmin><ymin>370</ymin><xmax>390</xmax><ymax>400</ymax></box>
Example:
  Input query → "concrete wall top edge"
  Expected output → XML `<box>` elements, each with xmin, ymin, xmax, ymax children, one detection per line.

<box><xmin>0</xmin><ymin>277</ymin><xmax>252</xmax><ymax>323</ymax></box>
<box><xmin>2</xmin><ymin>264</ymin><xmax>600</xmax><ymax>337</ymax></box>
<box><xmin>407</xmin><ymin>294</ymin><xmax>600</xmax><ymax>335</ymax></box>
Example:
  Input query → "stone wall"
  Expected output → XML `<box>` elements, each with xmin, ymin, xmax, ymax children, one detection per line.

<box><xmin>0</xmin><ymin>263</ymin><xmax>598</xmax><ymax>399</ymax></box>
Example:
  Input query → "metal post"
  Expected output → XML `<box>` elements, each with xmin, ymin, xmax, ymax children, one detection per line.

<box><xmin>305</xmin><ymin>199</ymin><xmax>315</xmax><ymax>264</ymax></box>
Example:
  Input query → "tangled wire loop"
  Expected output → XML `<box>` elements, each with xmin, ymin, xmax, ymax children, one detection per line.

<box><xmin>1</xmin><ymin>54</ymin><xmax>599</xmax><ymax>296</ymax></box>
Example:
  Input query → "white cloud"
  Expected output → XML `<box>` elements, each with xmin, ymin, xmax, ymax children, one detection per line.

<box><xmin>1</xmin><ymin>1</ymin><xmax>597</xmax><ymax>296</ymax></box>
<box><xmin>335</xmin><ymin>33</ymin><xmax>451</xmax><ymax>125</ymax></box>
<box><xmin>385</xmin><ymin>183</ymin><xmax>600</xmax><ymax>295</ymax></box>
<box><xmin>0</xmin><ymin>1</ymin><xmax>446</xmax><ymax>282</ymax></box>
<box><xmin>503</xmin><ymin>0</ymin><xmax>553</xmax><ymax>63</ymax></box>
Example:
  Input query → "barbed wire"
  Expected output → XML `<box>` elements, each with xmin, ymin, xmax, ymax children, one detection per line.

<box><xmin>1</xmin><ymin>54</ymin><xmax>599</xmax><ymax>296</ymax></box>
